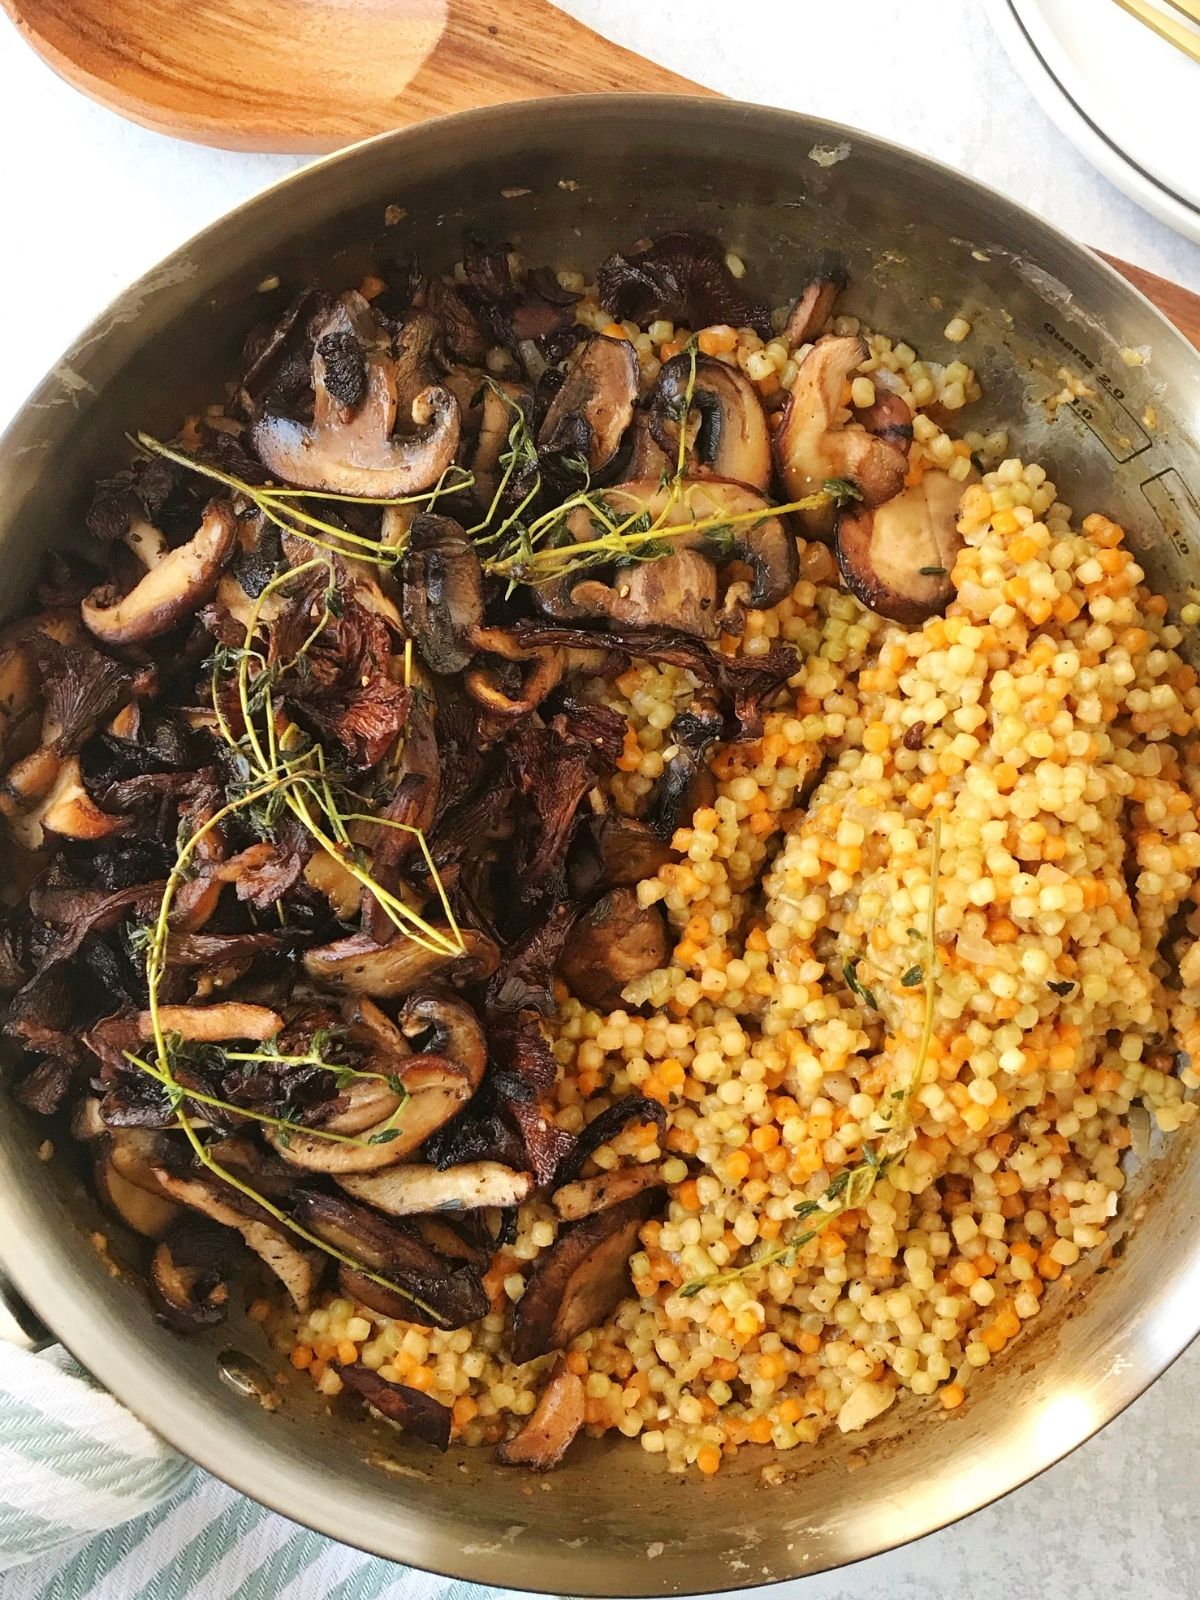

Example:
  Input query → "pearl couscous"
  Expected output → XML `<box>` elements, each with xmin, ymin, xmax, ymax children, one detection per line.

<box><xmin>276</xmin><ymin>282</ymin><xmax>1200</xmax><ymax>1474</ymax></box>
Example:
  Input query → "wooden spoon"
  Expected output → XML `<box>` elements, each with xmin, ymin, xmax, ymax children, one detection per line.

<box><xmin>0</xmin><ymin>0</ymin><xmax>709</xmax><ymax>153</ymax></box>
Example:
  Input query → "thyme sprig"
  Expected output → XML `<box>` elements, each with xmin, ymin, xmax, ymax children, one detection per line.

<box><xmin>679</xmin><ymin>818</ymin><xmax>943</xmax><ymax>1299</ymax></box>
<box><xmin>133</xmin><ymin>433</ymin><xmax>473</xmax><ymax>568</ymax></box>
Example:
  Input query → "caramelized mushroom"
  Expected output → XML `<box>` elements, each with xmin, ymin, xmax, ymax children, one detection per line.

<box><xmin>295</xmin><ymin>1191</ymin><xmax>487</xmax><ymax>1328</ymax></box>
<box><xmin>538</xmin><ymin>334</ymin><xmax>639</xmax><ymax>477</ymax></box>
<box><xmin>569</xmin><ymin>813</ymin><xmax>674</xmax><ymax>896</ymax></box>
<box><xmin>334</xmin><ymin>1362</ymin><xmax>452</xmax><ymax>1451</ymax></box>
<box><xmin>539</xmin><ymin>478</ymin><xmax>796</xmax><ymax>636</ymax></box>
<box><xmin>558</xmin><ymin>889</ymin><xmax>668</xmax><ymax>1011</ymax></box>
<box><xmin>150</xmin><ymin>1222</ymin><xmax>234</xmax><ymax>1331</ymax></box>
<box><xmin>465</xmin><ymin>626</ymin><xmax>565</xmax><ymax>720</ymax></box>
<box><xmin>302</xmin><ymin>928</ymin><xmax>499</xmax><ymax>999</ymax></box>
<box><xmin>511</xmin><ymin>1189</ymin><xmax>661</xmax><ymax>1363</ymax></box>
<box><xmin>4</xmin><ymin>754</ymin><xmax>128</xmax><ymax>850</ymax></box>
<box><xmin>95</xmin><ymin>1150</ymin><xmax>180</xmax><ymax>1240</ymax></box>
<box><xmin>265</xmin><ymin>1056</ymin><xmax>474</xmax><ymax>1174</ymax></box>
<box><xmin>339</xmin><ymin>1161</ymin><xmax>533</xmax><ymax>1215</ymax></box>
<box><xmin>552</xmin><ymin>1163</ymin><xmax>666</xmax><ymax>1222</ymax></box>
<box><xmin>251</xmin><ymin>294</ymin><xmax>460</xmax><ymax>498</ymax></box>
<box><xmin>150</xmin><ymin>1168</ymin><xmax>321</xmax><ymax>1310</ymax></box>
<box><xmin>397</xmin><ymin>990</ymin><xmax>488</xmax><ymax>1090</ymax></box>
<box><xmin>782</xmin><ymin>272</ymin><xmax>846</xmax><ymax>349</ymax></box>
<box><xmin>835</xmin><ymin>468</ymin><xmax>965</xmax><ymax>625</ymax></box>
<box><xmin>400</xmin><ymin>515</ymin><xmax>483</xmax><ymax>675</ymax></box>
<box><xmin>649</xmin><ymin>354</ymin><xmax>772</xmax><ymax>490</ymax></box>
<box><xmin>773</xmin><ymin>336</ymin><xmax>908</xmax><ymax>534</ymax></box>
<box><xmin>82</xmin><ymin>502</ymin><xmax>237</xmax><ymax>645</ymax></box>
<box><xmin>495</xmin><ymin>1355</ymin><xmax>585</xmax><ymax>1470</ymax></box>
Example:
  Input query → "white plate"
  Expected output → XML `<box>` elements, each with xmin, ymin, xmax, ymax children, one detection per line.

<box><xmin>992</xmin><ymin>0</ymin><xmax>1200</xmax><ymax>245</ymax></box>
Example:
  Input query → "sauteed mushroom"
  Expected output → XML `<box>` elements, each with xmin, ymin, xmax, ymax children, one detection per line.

<box><xmin>150</xmin><ymin>1222</ymin><xmax>235</xmax><ymax>1331</ymax></box>
<box><xmin>511</xmin><ymin>1189</ymin><xmax>662</xmax><ymax>1364</ymax></box>
<box><xmin>400</xmin><ymin>515</ymin><xmax>483</xmax><ymax>675</ymax></box>
<box><xmin>539</xmin><ymin>478</ymin><xmax>796</xmax><ymax>636</ymax></box>
<box><xmin>340</xmin><ymin>1161</ymin><xmax>533</xmax><ymax>1216</ymax></box>
<box><xmin>82</xmin><ymin>502</ymin><xmax>237</xmax><ymax>645</ymax></box>
<box><xmin>302</xmin><ymin>928</ymin><xmax>500</xmax><ymax>999</ymax></box>
<box><xmin>836</xmin><ymin>467</ymin><xmax>965</xmax><ymax>625</ymax></box>
<box><xmin>334</xmin><ymin>1362</ymin><xmax>452</xmax><ymax>1451</ymax></box>
<box><xmin>782</xmin><ymin>271</ymin><xmax>846</xmax><ymax>349</ymax></box>
<box><xmin>649</xmin><ymin>353</ymin><xmax>772</xmax><ymax>490</ymax></box>
<box><xmin>773</xmin><ymin>335</ymin><xmax>908</xmax><ymax>531</ymax></box>
<box><xmin>538</xmin><ymin>333</ymin><xmax>639</xmax><ymax>477</ymax></box>
<box><xmin>251</xmin><ymin>294</ymin><xmax>461</xmax><ymax>497</ymax></box>
<box><xmin>495</xmin><ymin>1355</ymin><xmax>585</xmax><ymax>1470</ymax></box>
<box><xmin>558</xmin><ymin>889</ymin><xmax>668</xmax><ymax>1010</ymax></box>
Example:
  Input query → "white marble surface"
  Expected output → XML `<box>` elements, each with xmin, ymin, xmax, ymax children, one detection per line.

<box><xmin>0</xmin><ymin>0</ymin><xmax>1197</xmax><ymax>1594</ymax></box>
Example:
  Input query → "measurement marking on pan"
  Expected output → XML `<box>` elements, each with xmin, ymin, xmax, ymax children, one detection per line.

<box><xmin>1043</xmin><ymin>321</ymin><xmax>1151</xmax><ymax>463</ymax></box>
<box><xmin>1141</xmin><ymin>469</ymin><xmax>1200</xmax><ymax>564</ymax></box>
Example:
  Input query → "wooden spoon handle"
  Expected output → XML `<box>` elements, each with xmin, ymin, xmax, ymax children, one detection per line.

<box><xmin>405</xmin><ymin>0</ymin><xmax>710</xmax><ymax>121</ymax></box>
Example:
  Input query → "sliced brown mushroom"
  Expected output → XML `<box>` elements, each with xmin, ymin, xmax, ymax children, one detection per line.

<box><xmin>251</xmin><ymin>294</ymin><xmax>461</xmax><ymax>497</ymax></box>
<box><xmin>339</xmin><ymin>1161</ymin><xmax>533</xmax><ymax>1216</ymax></box>
<box><xmin>495</xmin><ymin>1355</ymin><xmax>585</xmax><ymax>1471</ymax></box>
<box><xmin>538</xmin><ymin>334</ymin><xmax>639</xmax><ymax>477</ymax></box>
<box><xmin>302</xmin><ymin>928</ymin><xmax>499</xmax><ymax>1000</ymax></box>
<box><xmin>649</xmin><ymin>354</ymin><xmax>772</xmax><ymax>490</ymax></box>
<box><xmin>511</xmin><ymin>1189</ymin><xmax>661</xmax><ymax>1364</ymax></box>
<box><xmin>334</xmin><ymin>1361</ymin><xmax>451</xmax><ymax>1451</ymax></box>
<box><xmin>782</xmin><ymin>272</ymin><xmax>846</xmax><ymax>350</ymax></box>
<box><xmin>304</xmin><ymin>848</ymin><xmax>362</xmax><ymax>921</ymax></box>
<box><xmin>95</xmin><ymin>1151</ymin><xmax>181</xmax><ymax>1239</ymax></box>
<box><xmin>558</xmin><ymin>889</ymin><xmax>668</xmax><ymax>1011</ymax></box>
<box><xmin>82</xmin><ymin>501</ymin><xmax>237</xmax><ymax>645</ymax></box>
<box><xmin>151</xmin><ymin>1168</ymin><xmax>321</xmax><ymax>1310</ymax></box>
<box><xmin>397</xmin><ymin>990</ymin><xmax>487</xmax><ymax>1090</ymax></box>
<box><xmin>150</xmin><ymin>1222</ymin><xmax>235</xmax><ymax>1331</ymax></box>
<box><xmin>294</xmin><ymin>1191</ymin><xmax>487</xmax><ymax>1328</ymax></box>
<box><xmin>835</xmin><ymin>468</ymin><xmax>965</xmax><ymax>626</ymax></box>
<box><xmin>400</xmin><ymin>514</ymin><xmax>483</xmax><ymax>675</ymax></box>
<box><xmin>265</xmin><ymin>1056</ymin><xmax>474</xmax><ymax>1174</ymax></box>
<box><xmin>134</xmin><ymin>1003</ymin><xmax>283</xmax><ymax>1044</ymax></box>
<box><xmin>539</xmin><ymin>477</ymin><xmax>796</xmax><ymax>636</ymax></box>
<box><xmin>773</xmin><ymin>336</ymin><xmax>908</xmax><ymax>535</ymax></box>
<box><xmin>552</xmin><ymin>1163</ymin><xmax>666</xmax><ymax>1222</ymax></box>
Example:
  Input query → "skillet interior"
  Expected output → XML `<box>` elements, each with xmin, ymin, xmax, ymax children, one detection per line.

<box><xmin>1</xmin><ymin>96</ymin><xmax>1200</xmax><ymax>1595</ymax></box>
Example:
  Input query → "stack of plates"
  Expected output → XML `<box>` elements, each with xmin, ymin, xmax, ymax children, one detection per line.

<box><xmin>993</xmin><ymin>0</ymin><xmax>1200</xmax><ymax>243</ymax></box>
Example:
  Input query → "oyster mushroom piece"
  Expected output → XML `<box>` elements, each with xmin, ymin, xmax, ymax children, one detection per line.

<box><xmin>150</xmin><ymin>1168</ymin><xmax>321</xmax><ymax>1311</ymax></box>
<box><xmin>251</xmin><ymin>293</ymin><xmax>461</xmax><ymax>497</ymax></box>
<box><xmin>538</xmin><ymin>333</ymin><xmax>639</xmax><ymax>477</ymax></box>
<box><xmin>334</xmin><ymin>1362</ymin><xmax>452</xmax><ymax>1451</ymax></box>
<box><xmin>82</xmin><ymin>502</ymin><xmax>237</xmax><ymax>646</ymax></box>
<box><xmin>558</xmin><ymin>889</ymin><xmax>668</xmax><ymax>1011</ymax></box>
<box><xmin>835</xmin><ymin>468</ymin><xmax>965</xmax><ymax>626</ymax></box>
<box><xmin>782</xmin><ymin>271</ymin><xmax>846</xmax><ymax>349</ymax></box>
<box><xmin>511</xmin><ymin>1189</ymin><xmax>662</xmax><ymax>1364</ymax></box>
<box><xmin>134</xmin><ymin>1003</ymin><xmax>284</xmax><ymax>1044</ymax></box>
<box><xmin>150</xmin><ymin>1222</ymin><xmax>235</xmax><ymax>1331</ymax></box>
<box><xmin>552</xmin><ymin>1163</ymin><xmax>667</xmax><ymax>1222</ymax></box>
<box><xmin>464</xmin><ymin>626</ymin><xmax>565</xmax><ymax>720</ymax></box>
<box><xmin>340</xmin><ymin>1161</ymin><xmax>533</xmax><ymax>1216</ymax></box>
<box><xmin>302</xmin><ymin>928</ymin><xmax>499</xmax><ymax>1000</ymax></box>
<box><xmin>294</xmin><ymin>1191</ymin><xmax>488</xmax><ymax>1327</ymax></box>
<box><xmin>773</xmin><ymin>336</ymin><xmax>908</xmax><ymax>534</ymax></box>
<box><xmin>265</xmin><ymin>1056</ymin><xmax>475</xmax><ymax>1175</ymax></box>
<box><xmin>400</xmin><ymin>514</ymin><xmax>483</xmax><ymax>675</ymax></box>
<box><xmin>495</xmin><ymin>1355</ymin><xmax>585</xmax><ymax>1471</ymax></box>
<box><xmin>649</xmin><ymin>354</ymin><xmax>772</xmax><ymax>490</ymax></box>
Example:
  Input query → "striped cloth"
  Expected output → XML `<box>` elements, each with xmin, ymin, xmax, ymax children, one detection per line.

<box><xmin>0</xmin><ymin>1344</ymin><xmax>513</xmax><ymax>1600</ymax></box>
